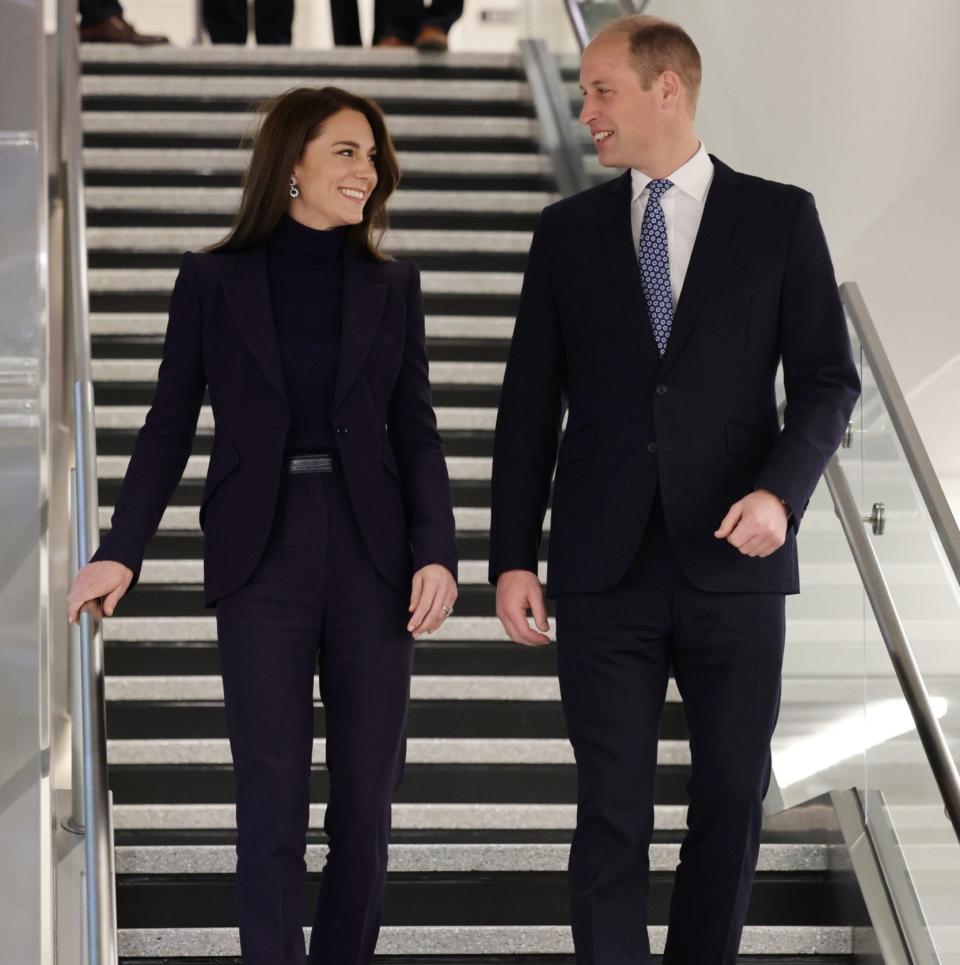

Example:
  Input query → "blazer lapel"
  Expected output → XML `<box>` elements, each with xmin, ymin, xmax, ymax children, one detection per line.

<box><xmin>659</xmin><ymin>157</ymin><xmax>748</xmax><ymax>378</ymax></box>
<box><xmin>597</xmin><ymin>171</ymin><xmax>661</xmax><ymax>367</ymax></box>
<box><xmin>220</xmin><ymin>245</ymin><xmax>289</xmax><ymax>411</ymax></box>
<box><xmin>333</xmin><ymin>251</ymin><xmax>388</xmax><ymax>410</ymax></box>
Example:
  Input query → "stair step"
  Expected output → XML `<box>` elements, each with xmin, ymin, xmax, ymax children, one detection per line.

<box><xmin>96</xmin><ymin>404</ymin><xmax>500</xmax><ymax>432</ymax></box>
<box><xmin>114</xmin><ymin>842</ymin><xmax>833</xmax><ymax>875</ymax></box>
<box><xmin>88</xmin><ymin>268</ymin><xmax>522</xmax><ymax>297</ymax></box>
<box><xmin>81</xmin><ymin>75</ymin><xmax>535</xmax><ymax>105</ymax></box>
<box><xmin>87</xmin><ymin>227</ymin><xmax>533</xmax><ymax>255</ymax></box>
<box><xmin>84</xmin><ymin>148</ymin><xmax>549</xmax><ymax>177</ymax></box>
<box><xmin>135</xmin><ymin>557</ymin><xmax>520</xmax><ymax>584</ymax></box>
<box><xmin>90</xmin><ymin>312</ymin><xmax>515</xmax><ymax>339</ymax></box>
<box><xmin>109</xmin><ymin>802</ymin><xmax>626</xmax><ymax>831</ymax></box>
<box><xmin>98</xmin><ymin>505</ymin><xmax>534</xmax><ymax>532</ymax></box>
<box><xmin>92</xmin><ymin>357</ymin><xmax>505</xmax><ymax>383</ymax></box>
<box><xmin>84</xmin><ymin>186</ymin><xmax>556</xmax><ymax>214</ymax></box>
<box><xmin>115</xmin><ymin>924</ymin><xmax>854</xmax><ymax>957</ymax></box>
<box><xmin>106</xmin><ymin>674</ymin><xmax>565</xmax><ymax>702</ymax></box>
<box><xmin>83</xmin><ymin>111</ymin><xmax>539</xmax><ymax>141</ymax></box>
<box><xmin>99</xmin><ymin>453</ymin><xmax>490</xmax><ymax>481</ymax></box>
<box><xmin>106</xmin><ymin>737</ymin><xmax>689</xmax><ymax>767</ymax></box>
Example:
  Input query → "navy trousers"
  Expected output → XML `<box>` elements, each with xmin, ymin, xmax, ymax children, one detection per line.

<box><xmin>215</xmin><ymin>467</ymin><xmax>414</xmax><ymax>965</ymax></box>
<box><xmin>555</xmin><ymin>491</ymin><xmax>785</xmax><ymax>965</ymax></box>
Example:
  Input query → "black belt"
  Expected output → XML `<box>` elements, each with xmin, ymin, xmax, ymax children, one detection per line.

<box><xmin>283</xmin><ymin>452</ymin><xmax>337</xmax><ymax>474</ymax></box>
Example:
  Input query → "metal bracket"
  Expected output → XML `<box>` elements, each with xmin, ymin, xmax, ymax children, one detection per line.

<box><xmin>863</xmin><ymin>502</ymin><xmax>885</xmax><ymax>536</ymax></box>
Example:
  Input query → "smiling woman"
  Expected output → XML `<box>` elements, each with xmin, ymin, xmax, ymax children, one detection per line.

<box><xmin>206</xmin><ymin>85</ymin><xmax>401</xmax><ymax>259</ymax></box>
<box><xmin>70</xmin><ymin>80</ymin><xmax>458</xmax><ymax>965</ymax></box>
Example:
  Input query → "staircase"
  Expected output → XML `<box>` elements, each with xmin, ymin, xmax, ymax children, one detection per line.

<box><xmin>83</xmin><ymin>45</ymin><xmax>872</xmax><ymax>962</ymax></box>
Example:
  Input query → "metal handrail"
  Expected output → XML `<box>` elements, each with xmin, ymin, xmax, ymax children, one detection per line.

<box><xmin>823</xmin><ymin>452</ymin><xmax>960</xmax><ymax>844</ymax></box>
<box><xmin>563</xmin><ymin>0</ymin><xmax>591</xmax><ymax>50</ymax></box>
<box><xmin>57</xmin><ymin>3</ymin><xmax>118</xmax><ymax>962</ymax></box>
<box><xmin>841</xmin><ymin>282</ymin><xmax>960</xmax><ymax>587</ymax></box>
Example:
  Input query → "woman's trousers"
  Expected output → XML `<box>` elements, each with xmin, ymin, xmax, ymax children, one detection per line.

<box><xmin>214</xmin><ymin>463</ymin><xmax>414</xmax><ymax>964</ymax></box>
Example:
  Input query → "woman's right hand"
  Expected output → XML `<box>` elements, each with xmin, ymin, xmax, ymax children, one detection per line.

<box><xmin>67</xmin><ymin>560</ymin><xmax>135</xmax><ymax>623</ymax></box>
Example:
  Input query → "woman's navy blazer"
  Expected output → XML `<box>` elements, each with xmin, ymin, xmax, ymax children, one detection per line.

<box><xmin>92</xmin><ymin>244</ymin><xmax>458</xmax><ymax>606</ymax></box>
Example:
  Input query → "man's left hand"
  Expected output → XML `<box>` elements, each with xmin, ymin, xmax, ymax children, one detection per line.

<box><xmin>714</xmin><ymin>490</ymin><xmax>789</xmax><ymax>558</ymax></box>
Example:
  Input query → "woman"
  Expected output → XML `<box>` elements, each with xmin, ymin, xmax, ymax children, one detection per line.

<box><xmin>67</xmin><ymin>86</ymin><xmax>458</xmax><ymax>964</ymax></box>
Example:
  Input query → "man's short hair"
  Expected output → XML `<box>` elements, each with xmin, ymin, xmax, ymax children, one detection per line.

<box><xmin>599</xmin><ymin>15</ymin><xmax>702</xmax><ymax>113</ymax></box>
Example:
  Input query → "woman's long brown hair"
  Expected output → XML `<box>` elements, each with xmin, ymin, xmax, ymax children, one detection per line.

<box><xmin>204</xmin><ymin>86</ymin><xmax>400</xmax><ymax>261</ymax></box>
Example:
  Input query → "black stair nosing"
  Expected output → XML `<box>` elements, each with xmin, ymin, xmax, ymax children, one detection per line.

<box><xmin>113</xmin><ymin>826</ymin><xmax>834</xmax><ymax>848</ymax></box>
<box><xmin>86</xmin><ymin>211</ymin><xmax>542</xmax><ymax>232</ymax></box>
<box><xmin>107</xmin><ymin>763</ymin><xmax>690</xmax><ymax>805</ymax></box>
<box><xmin>115</xmin><ymin>533</ymin><xmax>507</xmax><ymax>559</ymax></box>
<box><xmin>109</xmin><ymin>587</ymin><xmax>500</xmax><ymax>619</ymax></box>
<box><xmin>91</xmin><ymin>343</ymin><xmax>509</xmax><ymax>364</ymax></box>
<box><xmin>105</xmin><ymin>703</ymin><xmax>684</xmax><ymax>742</ymax></box>
<box><xmin>89</xmin><ymin>294</ymin><xmax>519</xmax><ymax>317</ymax></box>
<box><xmin>105</xmin><ymin>640</ymin><xmax>560</xmax><ymax>677</ymax></box>
<box><xmin>81</xmin><ymin>63</ymin><xmax>526</xmax><ymax>82</ymax></box>
<box><xmin>115</xmin><ymin>872</ymin><xmax>859</xmax><ymax>929</ymax></box>
<box><xmin>84</xmin><ymin>134</ymin><xmax>542</xmax><ymax>155</ymax></box>
<box><xmin>81</xmin><ymin>97</ymin><xmax>537</xmax><ymax>120</ymax></box>
<box><xmin>94</xmin><ymin>430</ymin><xmax>495</xmax><ymax>458</ymax></box>
<box><xmin>83</xmin><ymin>172</ymin><xmax>555</xmax><ymax>194</ymax></box>
<box><xmin>104</xmin><ymin>699</ymin><xmax>608</xmax><ymax>742</ymax></box>
<box><xmin>94</xmin><ymin>383</ymin><xmax>502</xmax><ymax>408</ymax></box>
<box><xmin>114</xmin><ymin>828</ymin><xmax>583</xmax><ymax>847</ymax></box>
<box><xmin>88</xmin><ymin>252</ymin><xmax>529</xmax><ymax>276</ymax></box>
<box><xmin>100</xmin><ymin>480</ymin><xmax>494</xmax><ymax>508</ymax></box>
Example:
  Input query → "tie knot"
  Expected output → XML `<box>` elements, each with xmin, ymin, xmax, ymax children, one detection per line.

<box><xmin>647</xmin><ymin>178</ymin><xmax>673</xmax><ymax>200</ymax></box>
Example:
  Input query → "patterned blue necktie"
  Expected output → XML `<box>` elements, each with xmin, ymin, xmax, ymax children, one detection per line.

<box><xmin>638</xmin><ymin>178</ymin><xmax>674</xmax><ymax>356</ymax></box>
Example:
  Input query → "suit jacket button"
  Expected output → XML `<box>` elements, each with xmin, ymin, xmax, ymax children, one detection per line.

<box><xmin>337</xmin><ymin>425</ymin><xmax>348</xmax><ymax>436</ymax></box>
<box><xmin>647</xmin><ymin>442</ymin><xmax>658</xmax><ymax>453</ymax></box>
<box><xmin>655</xmin><ymin>385</ymin><xmax>668</xmax><ymax>396</ymax></box>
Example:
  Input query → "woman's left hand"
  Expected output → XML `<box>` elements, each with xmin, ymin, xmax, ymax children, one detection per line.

<box><xmin>407</xmin><ymin>564</ymin><xmax>458</xmax><ymax>639</ymax></box>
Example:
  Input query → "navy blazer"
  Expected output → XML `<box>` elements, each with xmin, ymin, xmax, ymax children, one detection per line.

<box><xmin>93</xmin><ymin>244</ymin><xmax>458</xmax><ymax>606</ymax></box>
<box><xmin>489</xmin><ymin>158</ymin><xmax>861</xmax><ymax>596</ymax></box>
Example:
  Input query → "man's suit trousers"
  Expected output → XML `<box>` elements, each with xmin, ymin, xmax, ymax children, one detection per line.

<box><xmin>202</xmin><ymin>0</ymin><xmax>293</xmax><ymax>44</ymax></box>
<box><xmin>555</xmin><ymin>490</ymin><xmax>785</xmax><ymax>965</ymax></box>
<box><xmin>215</xmin><ymin>467</ymin><xmax>414</xmax><ymax>965</ymax></box>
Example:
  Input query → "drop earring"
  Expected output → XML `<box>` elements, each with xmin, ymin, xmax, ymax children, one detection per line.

<box><xmin>289</xmin><ymin>177</ymin><xmax>300</xmax><ymax>199</ymax></box>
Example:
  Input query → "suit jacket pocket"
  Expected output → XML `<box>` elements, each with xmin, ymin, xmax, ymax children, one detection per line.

<box><xmin>725</xmin><ymin>419</ymin><xmax>773</xmax><ymax>457</ymax></box>
<box><xmin>199</xmin><ymin>438</ymin><xmax>241</xmax><ymax>529</ymax></box>
<box><xmin>556</xmin><ymin>422</ymin><xmax>597</xmax><ymax>473</ymax></box>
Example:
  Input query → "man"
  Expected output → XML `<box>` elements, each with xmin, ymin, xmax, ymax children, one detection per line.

<box><xmin>489</xmin><ymin>15</ymin><xmax>860</xmax><ymax>965</ymax></box>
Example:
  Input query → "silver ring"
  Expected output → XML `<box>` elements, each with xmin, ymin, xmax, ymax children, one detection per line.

<box><xmin>440</xmin><ymin>605</ymin><xmax>454</xmax><ymax>616</ymax></box>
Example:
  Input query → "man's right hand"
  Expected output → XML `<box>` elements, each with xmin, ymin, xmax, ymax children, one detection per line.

<box><xmin>67</xmin><ymin>560</ymin><xmax>134</xmax><ymax>623</ymax></box>
<box><xmin>495</xmin><ymin>569</ymin><xmax>551</xmax><ymax>646</ymax></box>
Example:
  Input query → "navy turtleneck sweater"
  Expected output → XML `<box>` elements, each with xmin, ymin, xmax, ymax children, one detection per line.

<box><xmin>266</xmin><ymin>214</ymin><xmax>346</xmax><ymax>453</ymax></box>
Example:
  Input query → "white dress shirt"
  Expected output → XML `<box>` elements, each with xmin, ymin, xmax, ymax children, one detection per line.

<box><xmin>630</xmin><ymin>142</ymin><xmax>714</xmax><ymax>311</ymax></box>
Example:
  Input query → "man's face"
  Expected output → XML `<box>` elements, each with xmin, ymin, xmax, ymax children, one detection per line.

<box><xmin>578</xmin><ymin>34</ymin><xmax>661</xmax><ymax>169</ymax></box>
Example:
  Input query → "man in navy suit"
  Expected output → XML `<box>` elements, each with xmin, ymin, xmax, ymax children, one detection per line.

<box><xmin>489</xmin><ymin>15</ymin><xmax>860</xmax><ymax>964</ymax></box>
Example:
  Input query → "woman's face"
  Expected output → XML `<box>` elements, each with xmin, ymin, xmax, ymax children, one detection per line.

<box><xmin>290</xmin><ymin>108</ymin><xmax>379</xmax><ymax>229</ymax></box>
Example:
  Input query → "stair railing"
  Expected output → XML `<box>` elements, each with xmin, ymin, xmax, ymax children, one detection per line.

<box><xmin>834</xmin><ymin>283</ymin><xmax>960</xmax><ymax>843</ymax></box>
<box><xmin>56</xmin><ymin>3</ymin><xmax>119</xmax><ymax>963</ymax></box>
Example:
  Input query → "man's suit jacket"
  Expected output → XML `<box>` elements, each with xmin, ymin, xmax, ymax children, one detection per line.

<box><xmin>489</xmin><ymin>157</ymin><xmax>861</xmax><ymax>596</ymax></box>
<box><xmin>93</xmin><ymin>244</ymin><xmax>458</xmax><ymax>606</ymax></box>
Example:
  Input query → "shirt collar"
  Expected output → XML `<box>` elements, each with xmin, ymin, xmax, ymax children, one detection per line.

<box><xmin>630</xmin><ymin>141</ymin><xmax>713</xmax><ymax>204</ymax></box>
